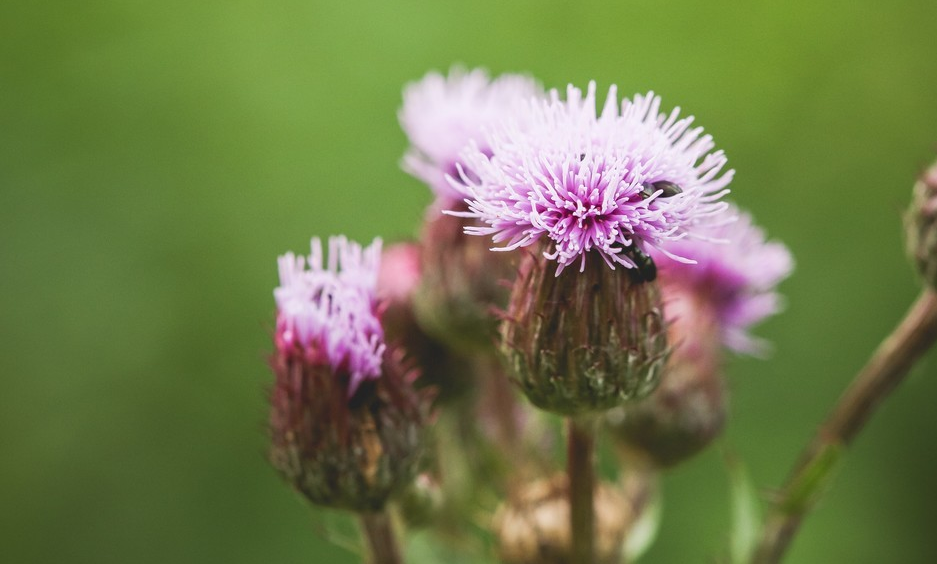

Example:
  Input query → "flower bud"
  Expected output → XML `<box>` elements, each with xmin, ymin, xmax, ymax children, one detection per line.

<box><xmin>608</xmin><ymin>291</ymin><xmax>726</xmax><ymax>468</ymax></box>
<box><xmin>906</xmin><ymin>160</ymin><xmax>937</xmax><ymax>290</ymax></box>
<box><xmin>501</xmin><ymin>248</ymin><xmax>668</xmax><ymax>415</ymax></box>
<box><xmin>269</xmin><ymin>348</ymin><xmax>428</xmax><ymax>512</ymax></box>
<box><xmin>494</xmin><ymin>475</ymin><xmax>632</xmax><ymax>564</ymax></box>
<box><xmin>414</xmin><ymin>208</ymin><xmax>515</xmax><ymax>353</ymax></box>
<box><xmin>377</xmin><ymin>241</ymin><xmax>478</xmax><ymax>403</ymax></box>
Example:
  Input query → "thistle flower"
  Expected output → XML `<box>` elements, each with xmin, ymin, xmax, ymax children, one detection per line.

<box><xmin>652</xmin><ymin>204</ymin><xmax>794</xmax><ymax>354</ymax></box>
<box><xmin>609</xmin><ymin>206</ymin><xmax>792</xmax><ymax>467</ymax></box>
<box><xmin>269</xmin><ymin>236</ymin><xmax>429</xmax><ymax>512</ymax></box>
<box><xmin>464</xmin><ymin>83</ymin><xmax>735</xmax><ymax>413</ymax></box>
<box><xmin>400</xmin><ymin>68</ymin><xmax>541</xmax><ymax>352</ymax></box>
<box><xmin>453</xmin><ymin>82</ymin><xmax>733</xmax><ymax>276</ymax></box>
<box><xmin>400</xmin><ymin>67</ymin><xmax>542</xmax><ymax>206</ymax></box>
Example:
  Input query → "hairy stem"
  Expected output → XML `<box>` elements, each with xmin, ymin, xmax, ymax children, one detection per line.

<box><xmin>360</xmin><ymin>510</ymin><xmax>402</xmax><ymax>564</ymax></box>
<box><xmin>568</xmin><ymin>416</ymin><xmax>597</xmax><ymax>564</ymax></box>
<box><xmin>752</xmin><ymin>289</ymin><xmax>937</xmax><ymax>563</ymax></box>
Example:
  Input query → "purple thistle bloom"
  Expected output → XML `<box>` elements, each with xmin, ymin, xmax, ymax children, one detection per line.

<box><xmin>274</xmin><ymin>236</ymin><xmax>385</xmax><ymax>396</ymax></box>
<box><xmin>400</xmin><ymin>67</ymin><xmax>543</xmax><ymax>206</ymax></box>
<box><xmin>451</xmin><ymin>82</ymin><xmax>733</xmax><ymax>275</ymax></box>
<box><xmin>653</xmin><ymin>204</ymin><xmax>794</xmax><ymax>354</ymax></box>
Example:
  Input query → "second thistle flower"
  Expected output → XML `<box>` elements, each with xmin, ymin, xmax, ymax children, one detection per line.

<box><xmin>269</xmin><ymin>236</ymin><xmax>430</xmax><ymax>512</ymax></box>
<box><xmin>400</xmin><ymin>68</ymin><xmax>544</xmax><ymax>352</ymax></box>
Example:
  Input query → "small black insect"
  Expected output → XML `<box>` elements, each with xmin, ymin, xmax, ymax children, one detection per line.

<box><xmin>639</xmin><ymin>180</ymin><xmax>683</xmax><ymax>200</ymax></box>
<box><xmin>625</xmin><ymin>246</ymin><xmax>657</xmax><ymax>283</ymax></box>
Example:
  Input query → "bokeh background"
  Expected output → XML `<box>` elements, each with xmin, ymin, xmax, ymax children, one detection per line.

<box><xmin>3</xmin><ymin>1</ymin><xmax>937</xmax><ymax>562</ymax></box>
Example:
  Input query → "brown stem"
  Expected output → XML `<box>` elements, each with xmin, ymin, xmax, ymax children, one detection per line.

<box><xmin>359</xmin><ymin>510</ymin><xmax>402</xmax><ymax>564</ymax></box>
<box><xmin>752</xmin><ymin>289</ymin><xmax>937</xmax><ymax>564</ymax></box>
<box><xmin>568</xmin><ymin>416</ymin><xmax>597</xmax><ymax>564</ymax></box>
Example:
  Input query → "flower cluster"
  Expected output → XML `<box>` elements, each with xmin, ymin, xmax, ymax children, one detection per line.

<box><xmin>452</xmin><ymin>82</ymin><xmax>733</xmax><ymax>275</ymax></box>
<box><xmin>274</xmin><ymin>235</ymin><xmax>384</xmax><ymax>395</ymax></box>
<box><xmin>267</xmin><ymin>66</ymin><xmax>800</xmax><ymax>562</ymax></box>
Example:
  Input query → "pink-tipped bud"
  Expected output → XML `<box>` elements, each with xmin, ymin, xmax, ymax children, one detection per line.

<box><xmin>500</xmin><ymin>248</ymin><xmax>668</xmax><ymax>415</ymax></box>
<box><xmin>608</xmin><ymin>291</ymin><xmax>727</xmax><ymax>468</ymax></box>
<box><xmin>268</xmin><ymin>237</ymin><xmax>430</xmax><ymax>511</ymax></box>
<box><xmin>906</xmin><ymin>160</ymin><xmax>937</xmax><ymax>290</ymax></box>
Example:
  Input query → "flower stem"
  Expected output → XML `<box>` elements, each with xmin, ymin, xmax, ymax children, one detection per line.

<box><xmin>568</xmin><ymin>416</ymin><xmax>597</xmax><ymax>564</ymax></box>
<box><xmin>752</xmin><ymin>289</ymin><xmax>937</xmax><ymax>564</ymax></box>
<box><xmin>359</xmin><ymin>510</ymin><xmax>402</xmax><ymax>564</ymax></box>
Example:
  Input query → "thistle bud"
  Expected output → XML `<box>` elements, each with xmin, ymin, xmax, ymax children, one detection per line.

<box><xmin>270</xmin><ymin>349</ymin><xmax>428</xmax><ymax>511</ymax></box>
<box><xmin>377</xmin><ymin>241</ymin><xmax>478</xmax><ymax>403</ymax></box>
<box><xmin>608</xmin><ymin>292</ymin><xmax>726</xmax><ymax>468</ymax></box>
<box><xmin>414</xmin><ymin>208</ymin><xmax>516</xmax><ymax>354</ymax></box>
<box><xmin>906</xmin><ymin>160</ymin><xmax>937</xmax><ymax>290</ymax></box>
<box><xmin>501</xmin><ymin>249</ymin><xmax>668</xmax><ymax>415</ymax></box>
<box><xmin>268</xmin><ymin>236</ymin><xmax>430</xmax><ymax>512</ymax></box>
<box><xmin>610</xmin><ymin>205</ymin><xmax>793</xmax><ymax>467</ymax></box>
<box><xmin>494</xmin><ymin>475</ymin><xmax>632</xmax><ymax>564</ymax></box>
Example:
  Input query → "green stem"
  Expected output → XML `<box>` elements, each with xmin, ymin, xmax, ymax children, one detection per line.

<box><xmin>568</xmin><ymin>416</ymin><xmax>597</xmax><ymax>564</ymax></box>
<box><xmin>752</xmin><ymin>289</ymin><xmax>937</xmax><ymax>563</ymax></box>
<box><xmin>359</xmin><ymin>510</ymin><xmax>402</xmax><ymax>564</ymax></box>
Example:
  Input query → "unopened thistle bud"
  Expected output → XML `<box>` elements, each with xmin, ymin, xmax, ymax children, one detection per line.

<box><xmin>376</xmin><ymin>241</ymin><xmax>477</xmax><ymax>402</ymax></box>
<box><xmin>503</xmin><ymin>249</ymin><xmax>668</xmax><ymax>414</ymax></box>
<box><xmin>906</xmin><ymin>160</ymin><xmax>937</xmax><ymax>290</ymax></box>
<box><xmin>608</xmin><ymin>292</ymin><xmax>726</xmax><ymax>468</ymax></box>
<box><xmin>413</xmin><ymin>209</ymin><xmax>515</xmax><ymax>353</ymax></box>
<box><xmin>610</xmin><ymin>206</ymin><xmax>793</xmax><ymax>467</ymax></box>
<box><xmin>268</xmin><ymin>236</ymin><xmax>430</xmax><ymax>512</ymax></box>
<box><xmin>495</xmin><ymin>475</ymin><xmax>632</xmax><ymax>564</ymax></box>
<box><xmin>399</xmin><ymin>68</ymin><xmax>542</xmax><ymax>353</ymax></box>
<box><xmin>453</xmin><ymin>83</ymin><xmax>736</xmax><ymax>414</ymax></box>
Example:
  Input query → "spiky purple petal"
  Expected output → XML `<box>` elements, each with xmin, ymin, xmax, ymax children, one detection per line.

<box><xmin>274</xmin><ymin>236</ymin><xmax>385</xmax><ymax>395</ymax></box>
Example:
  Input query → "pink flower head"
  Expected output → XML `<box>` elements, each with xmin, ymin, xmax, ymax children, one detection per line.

<box><xmin>274</xmin><ymin>236</ymin><xmax>385</xmax><ymax>396</ymax></box>
<box><xmin>653</xmin><ymin>205</ymin><xmax>794</xmax><ymax>354</ymax></box>
<box><xmin>400</xmin><ymin>67</ymin><xmax>543</xmax><ymax>205</ymax></box>
<box><xmin>452</xmin><ymin>82</ymin><xmax>733</xmax><ymax>275</ymax></box>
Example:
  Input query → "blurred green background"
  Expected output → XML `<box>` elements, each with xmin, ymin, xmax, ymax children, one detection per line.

<box><xmin>3</xmin><ymin>0</ymin><xmax>937</xmax><ymax>562</ymax></box>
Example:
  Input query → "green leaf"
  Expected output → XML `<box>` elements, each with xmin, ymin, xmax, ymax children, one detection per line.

<box><xmin>624</xmin><ymin>483</ymin><xmax>662</xmax><ymax>562</ymax></box>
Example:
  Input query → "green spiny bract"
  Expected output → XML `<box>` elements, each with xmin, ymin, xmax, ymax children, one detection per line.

<box><xmin>500</xmin><ymin>248</ymin><xmax>669</xmax><ymax>416</ymax></box>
